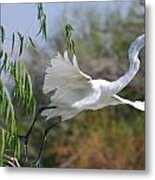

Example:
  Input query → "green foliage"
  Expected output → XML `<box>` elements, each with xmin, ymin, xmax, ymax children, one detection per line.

<box><xmin>0</xmin><ymin>25</ymin><xmax>5</xmax><ymax>44</ymax></box>
<box><xmin>37</xmin><ymin>3</ymin><xmax>44</xmax><ymax>20</ymax></box>
<box><xmin>17</xmin><ymin>32</ymin><xmax>24</xmax><ymax>57</ymax></box>
<box><xmin>65</xmin><ymin>24</ymin><xmax>75</xmax><ymax>53</ymax></box>
<box><xmin>0</xmin><ymin>78</ymin><xmax>20</xmax><ymax>166</ymax></box>
<box><xmin>11</xmin><ymin>33</ymin><xmax>15</xmax><ymax>54</ymax></box>
<box><xmin>0</xmin><ymin>2</ymin><xmax>51</xmax><ymax>166</ymax></box>
<box><xmin>0</xmin><ymin>52</ymin><xmax>8</xmax><ymax>73</ymax></box>
<box><xmin>9</xmin><ymin>60</ymin><xmax>36</xmax><ymax>115</ymax></box>
<box><xmin>0</xmin><ymin>53</ymin><xmax>36</xmax><ymax>166</ymax></box>
<box><xmin>9</xmin><ymin>60</ymin><xmax>36</xmax><ymax>116</ymax></box>
<box><xmin>0</xmin><ymin>24</ymin><xmax>38</xmax><ymax>167</ymax></box>
<box><xmin>37</xmin><ymin>3</ymin><xmax>47</xmax><ymax>40</ymax></box>
<box><xmin>0</xmin><ymin>49</ymin><xmax>3</xmax><ymax>59</ymax></box>
<box><xmin>28</xmin><ymin>36</ymin><xmax>36</xmax><ymax>48</ymax></box>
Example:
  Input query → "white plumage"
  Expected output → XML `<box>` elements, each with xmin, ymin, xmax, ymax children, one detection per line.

<box><xmin>41</xmin><ymin>34</ymin><xmax>145</xmax><ymax>121</ymax></box>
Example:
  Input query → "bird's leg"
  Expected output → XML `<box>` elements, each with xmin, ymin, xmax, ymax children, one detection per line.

<box><xmin>30</xmin><ymin>116</ymin><xmax>61</xmax><ymax>167</ymax></box>
<box><xmin>19</xmin><ymin>106</ymin><xmax>57</xmax><ymax>165</ymax></box>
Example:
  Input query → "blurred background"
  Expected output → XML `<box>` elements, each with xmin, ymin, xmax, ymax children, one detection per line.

<box><xmin>1</xmin><ymin>0</ymin><xmax>145</xmax><ymax>169</ymax></box>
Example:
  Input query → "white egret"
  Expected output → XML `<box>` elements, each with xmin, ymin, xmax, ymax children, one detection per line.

<box><xmin>22</xmin><ymin>34</ymin><xmax>145</xmax><ymax>166</ymax></box>
<box><xmin>41</xmin><ymin>34</ymin><xmax>145</xmax><ymax>121</ymax></box>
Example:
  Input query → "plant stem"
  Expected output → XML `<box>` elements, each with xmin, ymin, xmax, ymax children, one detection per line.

<box><xmin>0</xmin><ymin>129</ymin><xmax>5</xmax><ymax>166</ymax></box>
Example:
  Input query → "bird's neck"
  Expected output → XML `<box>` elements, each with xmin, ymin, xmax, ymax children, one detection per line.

<box><xmin>108</xmin><ymin>60</ymin><xmax>140</xmax><ymax>95</ymax></box>
<box><xmin>105</xmin><ymin>34</ymin><xmax>144</xmax><ymax>96</ymax></box>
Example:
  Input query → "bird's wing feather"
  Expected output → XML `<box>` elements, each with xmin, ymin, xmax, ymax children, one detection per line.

<box><xmin>43</xmin><ymin>52</ymin><xmax>91</xmax><ymax>94</ymax></box>
<box><xmin>42</xmin><ymin>52</ymin><xmax>93</xmax><ymax>120</ymax></box>
<box><xmin>105</xmin><ymin>95</ymin><xmax>145</xmax><ymax>111</ymax></box>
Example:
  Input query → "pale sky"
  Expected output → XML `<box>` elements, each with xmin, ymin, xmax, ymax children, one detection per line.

<box><xmin>1</xmin><ymin>1</ymin><xmax>131</xmax><ymax>46</ymax></box>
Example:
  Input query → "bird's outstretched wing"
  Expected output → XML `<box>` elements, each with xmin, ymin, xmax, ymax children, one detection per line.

<box><xmin>42</xmin><ymin>51</ymin><xmax>93</xmax><ymax>120</ymax></box>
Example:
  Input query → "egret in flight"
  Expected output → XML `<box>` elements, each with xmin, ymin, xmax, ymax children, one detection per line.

<box><xmin>41</xmin><ymin>34</ymin><xmax>145</xmax><ymax>122</ymax></box>
<box><xmin>22</xmin><ymin>34</ymin><xmax>145</xmax><ymax>166</ymax></box>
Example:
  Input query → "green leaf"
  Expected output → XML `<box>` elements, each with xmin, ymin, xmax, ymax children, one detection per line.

<box><xmin>11</xmin><ymin>33</ymin><xmax>15</xmax><ymax>54</ymax></box>
<box><xmin>28</xmin><ymin>36</ymin><xmax>36</xmax><ymax>48</ymax></box>
<box><xmin>37</xmin><ymin>3</ymin><xmax>43</xmax><ymax>20</ymax></box>
<box><xmin>3</xmin><ymin>52</ymin><xmax>8</xmax><ymax>71</ymax></box>
<box><xmin>71</xmin><ymin>40</ymin><xmax>75</xmax><ymax>53</ymax></box>
<box><xmin>36</xmin><ymin>3</ymin><xmax>47</xmax><ymax>41</ymax></box>
<box><xmin>0</xmin><ymin>49</ymin><xmax>3</xmax><ymax>59</ymax></box>
<box><xmin>0</xmin><ymin>120</ymin><xmax>9</xmax><ymax>132</ymax></box>
<box><xmin>65</xmin><ymin>24</ymin><xmax>76</xmax><ymax>53</ymax></box>
<box><xmin>18</xmin><ymin>32</ymin><xmax>24</xmax><ymax>57</ymax></box>
<box><xmin>0</xmin><ymin>26</ymin><xmax>5</xmax><ymax>44</ymax></box>
<box><xmin>42</xmin><ymin>14</ymin><xmax>47</xmax><ymax>39</ymax></box>
<box><xmin>0</xmin><ymin>129</ymin><xmax>5</xmax><ymax>166</ymax></box>
<box><xmin>36</xmin><ymin>26</ymin><xmax>42</xmax><ymax>37</ymax></box>
<box><xmin>0</xmin><ymin>52</ymin><xmax>8</xmax><ymax>73</ymax></box>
